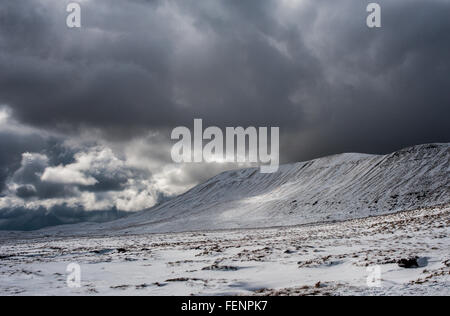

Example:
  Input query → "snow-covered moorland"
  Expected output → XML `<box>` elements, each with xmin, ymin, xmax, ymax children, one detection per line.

<box><xmin>0</xmin><ymin>143</ymin><xmax>448</xmax><ymax>295</ymax></box>
<box><xmin>0</xmin><ymin>204</ymin><xmax>448</xmax><ymax>296</ymax></box>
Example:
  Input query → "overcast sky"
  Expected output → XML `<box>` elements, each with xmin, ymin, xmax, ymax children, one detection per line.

<box><xmin>0</xmin><ymin>0</ymin><xmax>449</xmax><ymax>230</ymax></box>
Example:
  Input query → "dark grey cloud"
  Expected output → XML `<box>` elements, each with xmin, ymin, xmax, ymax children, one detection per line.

<box><xmin>0</xmin><ymin>111</ymin><xmax>169</xmax><ymax>230</ymax></box>
<box><xmin>0</xmin><ymin>0</ymin><xmax>448</xmax><ymax>152</ymax></box>
<box><xmin>0</xmin><ymin>0</ymin><xmax>449</xmax><ymax>229</ymax></box>
<box><xmin>0</xmin><ymin>131</ymin><xmax>48</xmax><ymax>193</ymax></box>
<box><xmin>278</xmin><ymin>0</ymin><xmax>450</xmax><ymax>162</ymax></box>
<box><xmin>0</xmin><ymin>205</ymin><xmax>128</xmax><ymax>231</ymax></box>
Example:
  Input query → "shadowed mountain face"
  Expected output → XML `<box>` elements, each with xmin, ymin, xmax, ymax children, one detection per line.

<box><xmin>93</xmin><ymin>143</ymin><xmax>448</xmax><ymax>234</ymax></box>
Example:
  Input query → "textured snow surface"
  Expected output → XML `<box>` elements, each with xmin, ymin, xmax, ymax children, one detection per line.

<box><xmin>66</xmin><ymin>143</ymin><xmax>449</xmax><ymax>235</ymax></box>
<box><xmin>0</xmin><ymin>143</ymin><xmax>448</xmax><ymax>296</ymax></box>
<box><xmin>0</xmin><ymin>204</ymin><xmax>448</xmax><ymax>295</ymax></box>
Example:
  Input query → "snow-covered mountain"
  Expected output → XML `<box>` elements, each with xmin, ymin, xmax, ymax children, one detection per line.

<box><xmin>3</xmin><ymin>144</ymin><xmax>447</xmax><ymax>296</ymax></box>
<box><xmin>99</xmin><ymin>143</ymin><xmax>449</xmax><ymax>234</ymax></box>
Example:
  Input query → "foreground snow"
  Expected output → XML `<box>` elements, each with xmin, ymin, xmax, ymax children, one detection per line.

<box><xmin>1</xmin><ymin>204</ymin><xmax>448</xmax><ymax>296</ymax></box>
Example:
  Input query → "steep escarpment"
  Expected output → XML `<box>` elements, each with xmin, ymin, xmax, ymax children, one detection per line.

<box><xmin>99</xmin><ymin>143</ymin><xmax>448</xmax><ymax>234</ymax></box>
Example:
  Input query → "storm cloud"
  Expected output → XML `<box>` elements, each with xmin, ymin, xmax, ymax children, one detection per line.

<box><xmin>0</xmin><ymin>0</ymin><xmax>449</xmax><ymax>230</ymax></box>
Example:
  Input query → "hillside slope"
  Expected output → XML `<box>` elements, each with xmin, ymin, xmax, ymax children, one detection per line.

<box><xmin>97</xmin><ymin>143</ymin><xmax>449</xmax><ymax>234</ymax></box>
